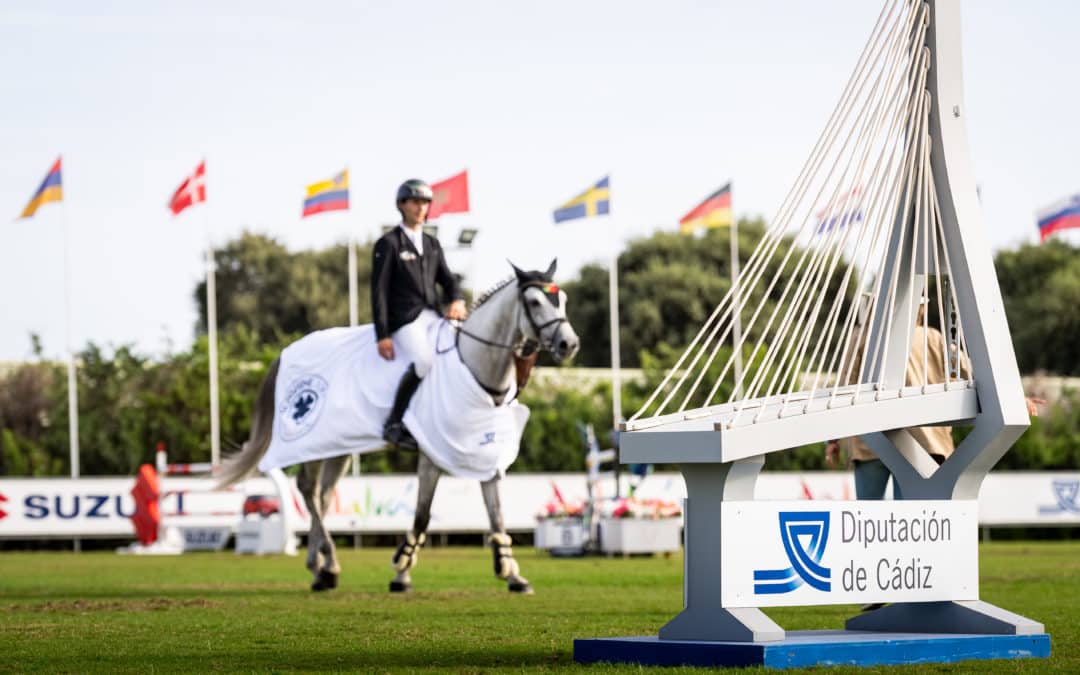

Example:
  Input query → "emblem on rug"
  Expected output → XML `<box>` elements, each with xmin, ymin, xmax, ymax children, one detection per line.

<box><xmin>278</xmin><ymin>374</ymin><xmax>330</xmax><ymax>441</ymax></box>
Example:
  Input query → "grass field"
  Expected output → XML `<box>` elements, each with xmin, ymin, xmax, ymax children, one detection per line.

<box><xmin>0</xmin><ymin>541</ymin><xmax>1076</xmax><ymax>673</ymax></box>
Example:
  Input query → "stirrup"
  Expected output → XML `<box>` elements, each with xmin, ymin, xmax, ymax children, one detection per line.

<box><xmin>383</xmin><ymin>421</ymin><xmax>418</xmax><ymax>450</ymax></box>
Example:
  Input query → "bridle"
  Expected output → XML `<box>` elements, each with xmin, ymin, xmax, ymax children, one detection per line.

<box><xmin>449</xmin><ymin>280</ymin><xmax>568</xmax><ymax>399</ymax></box>
<box><xmin>454</xmin><ymin>281</ymin><xmax>567</xmax><ymax>358</ymax></box>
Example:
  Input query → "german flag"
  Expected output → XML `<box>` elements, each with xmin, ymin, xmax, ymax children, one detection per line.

<box><xmin>679</xmin><ymin>182</ymin><xmax>732</xmax><ymax>234</ymax></box>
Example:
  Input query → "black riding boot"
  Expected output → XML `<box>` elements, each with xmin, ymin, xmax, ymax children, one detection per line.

<box><xmin>383</xmin><ymin>364</ymin><xmax>422</xmax><ymax>450</ymax></box>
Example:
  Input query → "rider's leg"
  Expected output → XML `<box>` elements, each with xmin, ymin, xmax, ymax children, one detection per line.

<box><xmin>383</xmin><ymin>314</ymin><xmax>435</xmax><ymax>449</ymax></box>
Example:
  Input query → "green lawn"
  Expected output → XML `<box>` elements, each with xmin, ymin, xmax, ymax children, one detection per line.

<box><xmin>0</xmin><ymin>541</ymin><xmax>1075</xmax><ymax>673</ymax></box>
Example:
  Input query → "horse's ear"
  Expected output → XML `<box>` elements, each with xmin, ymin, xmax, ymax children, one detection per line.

<box><xmin>509</xmin><ymin>260</ymin><xmax>528</xmax><ymax>283</ymax></box>
<box><xmin>545</xmin><ymin>258</ymin><xmax>558</xmax><ymax>280</ymax></box>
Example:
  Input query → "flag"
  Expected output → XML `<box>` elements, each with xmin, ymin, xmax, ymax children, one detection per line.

<box><xmin>679</xmin><ymin>182</ymin><xmax>731</xmax><ymax>234</ymax></box>
<box><xmin>1037</xmin><ymin>193</ymin><xmax>1080</xmax><ymax>242</ymax></box>
<box><xmin>553</xmin><ymin>176</ymin><xmax>610</xmax><ymax>223</ymax></box>
<box><xmin>19</xmin><ymin>157</ymin><xmax>63</xmax><ymax>219</ymax></box>
<box><xmin>428</xmin><ymin>170</ymin><xmax>470</xmax><ymax>219</ymax></box>
<box><xmin>302</xmin><ymin>169</ymin><xmax>349</xmax><ymax>218</ymax></box>
<box><xmin>168</xmin><ymin>161</ymin><xmax>206</xmax><ymax>215</ymax></box>
<box><xmin>815</xmin><ymin>186</ymin><xmax>864</xmax><ymax>233</ymax></box>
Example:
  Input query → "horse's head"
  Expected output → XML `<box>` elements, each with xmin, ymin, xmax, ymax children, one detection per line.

<box><xmin>510</xmin><ymin>259</ymin><xmax>580</xmax><ymax>363</ymax></box>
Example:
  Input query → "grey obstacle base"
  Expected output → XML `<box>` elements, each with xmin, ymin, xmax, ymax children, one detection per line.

<box><xmin>618</xmin><ymin>0</ymin><xmax>1043</xmax><ymax>644</ymax></box>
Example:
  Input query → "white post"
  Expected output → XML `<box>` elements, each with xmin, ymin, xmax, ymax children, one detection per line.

<box><xmin>206</xmin><ymin>241</ymin><xmax>221</xmax><ymax>468</ymax></box>
<box><xmin>347</xmin><ymin>236</ymin><xmax>359</xmax><ymax>327</ymax></box>
<box><xmin>608</xmin><ymin>252</ymin><xmax>622</xmax><ymax>425</ymax></box>
<box><xmin>61</xmin><ymin>195</ymin><xmax>80</xmax><ymax>478</ymax></box>
<box><xmin>349</xmin><ymin>231</ymin><xmax>360</xmax><ymax>480</ymax></box>
<box><xmin>729</xmin><ymin>187</ymin><xmax>744</xmax><ymax>397</ymax></box>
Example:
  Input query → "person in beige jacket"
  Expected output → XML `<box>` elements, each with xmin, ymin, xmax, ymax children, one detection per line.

<box><xmin>825</xmin><ymin>305</ymin><xmax>1040</xmax><ymax>499</ymax></box>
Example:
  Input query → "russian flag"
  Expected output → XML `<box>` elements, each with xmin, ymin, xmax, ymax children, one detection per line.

<box><xmin>1037</xmin><ymin>194</ymin><xmax>1080</xmax><ymax>242</ymax></box>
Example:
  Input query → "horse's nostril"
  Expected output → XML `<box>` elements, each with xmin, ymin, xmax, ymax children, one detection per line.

<box><xmin>559</xmin><ymin>340</ymin><xmax>569</xmax><ymax>353</ymax></box>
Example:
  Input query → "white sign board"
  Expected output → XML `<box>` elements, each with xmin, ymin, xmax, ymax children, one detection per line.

<box><xmin>720</xmin><ymin>500</ymin><xmax>978</xmax><ymax>607</ymax></box>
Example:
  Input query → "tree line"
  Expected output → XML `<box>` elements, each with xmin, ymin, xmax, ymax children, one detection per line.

<box><xmin>2</xmin><ymin>227</ymin><xmax>1077</xmax><ymax>476</ymax></box>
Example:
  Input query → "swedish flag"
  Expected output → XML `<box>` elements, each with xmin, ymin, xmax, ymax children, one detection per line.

<box><xmin>553</xmin><ymin>176</ymin><xmax>610</xmax><ymax>223</ymax></box>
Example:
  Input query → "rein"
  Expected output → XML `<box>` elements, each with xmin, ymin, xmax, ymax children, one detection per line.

<box><xmin>446</xmin><ymin>280</ymin><xmax>565</xmax><ymax>400</ymax></box>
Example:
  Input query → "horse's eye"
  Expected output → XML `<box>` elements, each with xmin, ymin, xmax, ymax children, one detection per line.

<box><xmin>528</xmin><ymin>298</ymin><xmax>541</xmax><ymax>307</ymax></box>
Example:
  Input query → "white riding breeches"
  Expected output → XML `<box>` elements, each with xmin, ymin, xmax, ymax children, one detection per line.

<box><xmin>391</xmin><ymin>309</ymin><xmax>441</xmax><ymax>377</ymax></box>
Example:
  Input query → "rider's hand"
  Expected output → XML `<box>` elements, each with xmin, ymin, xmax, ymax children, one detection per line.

<box><xmin>1026</xmin><ymin>396</ymin><xmax>1046</xmax><ymax>417</ymax></box>
<box><xmin>446</xmin><ymin>299</ymin><xmax>467</xmax><ymax>321</ymax></box>
<box><xmin>377</xmin><ymin>338</ymin><xmax>395</xmax><ymax>361</ymax></box>
<box><xmin>824</xmin><ymin>440</ymin><xmax>841</xmax><ymax>468</ymax></box>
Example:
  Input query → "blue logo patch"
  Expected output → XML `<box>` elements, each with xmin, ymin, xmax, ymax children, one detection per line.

<box><xmin>278</xmin><ymin>374</ymin><xmax>329</xmax><ymax>441</ymax></box>
<box><xmin>479</xmin><ymin>432</ymin><xmax>496</xmax><ymax>447</ymax></box>
<box><xmin>754</xmin><ymin>511</ymin><xmax>831</xmax><ymax>594</ymax></box>
<box><xmin>1039</xmin><ymin>480</ymin><xmax>1080</xmax><ymax>515</ymax></box>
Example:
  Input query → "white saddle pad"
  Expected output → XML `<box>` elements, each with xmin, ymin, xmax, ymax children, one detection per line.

<box><xmin>257</xmin><ymin>321</ymin><xmax>529</xmax><ymax>481</ymax></box>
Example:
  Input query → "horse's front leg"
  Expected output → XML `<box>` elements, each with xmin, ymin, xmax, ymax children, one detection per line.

<box><xmin>481</xmin><ymin>476</ymin><xmax>533</xmax><ymax>594</ymax></box>
<box><xmin>390</xmin><ymin>452</ymin><xmax>441</xmax><ymax>592</ymax></box>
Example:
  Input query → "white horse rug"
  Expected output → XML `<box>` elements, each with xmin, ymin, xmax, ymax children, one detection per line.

<box><xmin>257</xmin><ymin>321</ymin><xmax>530</xmax><ymax>481</ymax></box>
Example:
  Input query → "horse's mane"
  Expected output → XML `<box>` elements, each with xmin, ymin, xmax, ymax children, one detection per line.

<box><xmin>469</xmin><ymin>276</ymin><xmax>515</xmax><ymax>311</ymax></box>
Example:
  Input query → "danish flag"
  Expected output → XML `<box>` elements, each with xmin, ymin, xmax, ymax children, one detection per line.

<box><xmin>168</xmin><ymin>161</ymin><xmax>206</xmax><ymax>215</ymax></box>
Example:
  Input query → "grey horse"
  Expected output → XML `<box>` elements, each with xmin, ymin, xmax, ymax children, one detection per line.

<box><xmin>216</xmin><ymin>260</ymin><xmax>579</xmax><ymax>594</ymax></box>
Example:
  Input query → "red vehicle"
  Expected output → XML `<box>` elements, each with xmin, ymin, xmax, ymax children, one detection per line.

<box><xmin>242</xmin><ymin>494</ymin><xmax>280</xmax><ymax>518</ymax></box>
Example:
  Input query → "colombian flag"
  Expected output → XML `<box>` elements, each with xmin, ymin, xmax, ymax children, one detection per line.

<box><xmin>302</xmin><ymin>169</ymin><xmax>349</xmax><ymax>217</ymax></box>
<box><xmin>553</xmin><ymin>176</ymin><xmax>610</xmax><ymax>223</ymax></box>
<box><xmin>19</xmin><ymin>157</ymin><xmax>63</xmax><ymax>219</ymax></box>
<box><xmin>679</xmin><ymin>182</ymin><xmax>732</xmax><ymax>234</ymax></box>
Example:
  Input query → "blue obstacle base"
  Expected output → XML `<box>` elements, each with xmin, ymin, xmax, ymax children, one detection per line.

<box><xmin>574</xmin><ymin>631</ymin><xmax>1052</xmax><ymax>669</ymax></box>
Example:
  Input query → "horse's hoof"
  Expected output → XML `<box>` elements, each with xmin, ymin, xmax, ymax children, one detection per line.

<box><xmin>508</xmin><ymin>581</ymin><xmax>534</xmax><ymax>594</ymax></box>
<box><xmin>311</xmin><ymin>570</ymin><xmax>338</xmax><ymax>592</ymax></box>
<box><xmin>389</xmin><ymin>580</ymin><xmax>413</xmax><ymax>593</ymax></box>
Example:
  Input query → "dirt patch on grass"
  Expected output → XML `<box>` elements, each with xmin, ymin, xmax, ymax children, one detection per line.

<box><xmin>10</xmin><ymin>597</ymin><xmax>221</xmax><ymax>613</ymax></box>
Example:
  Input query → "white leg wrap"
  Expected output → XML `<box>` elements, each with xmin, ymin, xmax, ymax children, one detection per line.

<box><xmin>392</xmin><ymin>531</ymin><xmax>426</xmax><ymax>572</ymax></box>
<box><xmin>489</xmin><ymin>532</ymin><xmax>519</xmax><ymax>580</ymax></box>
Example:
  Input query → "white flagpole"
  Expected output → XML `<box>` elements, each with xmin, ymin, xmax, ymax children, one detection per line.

<box><xmin>204</xmin><ymin>188</ymin><xmax>221</xmax><ymax>467</ymax></box>
<box><xmin>729</xmin><ymin>184</ymin><xmax>744</xmax><ymax>397</ymax></box>
<box><xmin>60</xmin><ymin>165</ymin><xmax>80</xmax><ymax>479</ymax></box>
<box><xmin>608</xmin><ymin>251</ymin><xmax>622</xmax><ymax>426</ymax></box>
<box><xmin>348</xmin><ymin>235</ymin><xmax>358</xmax><ymax>327</ymax></box>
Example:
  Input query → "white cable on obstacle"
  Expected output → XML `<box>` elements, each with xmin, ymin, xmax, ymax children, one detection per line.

<box><xmin>628</xmin><ymin>0</ymin><xmax>974</xmax><ymax>434</ymax></box>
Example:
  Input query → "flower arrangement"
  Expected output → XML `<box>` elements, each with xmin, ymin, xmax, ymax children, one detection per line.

<box><xmin>535</xmin><ymin>482</ymin><xmax>585</xmax><ymax>520</ymax></box>
<box><xmin>602</xmin><ymin>496</ymin><xmax>681</xmax><ymax>520</ymax></box>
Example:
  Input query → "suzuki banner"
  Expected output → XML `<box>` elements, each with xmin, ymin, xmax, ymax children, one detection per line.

<box><xmin>720</xmin><ymin>500</ymin><xmax>979</xmax><ymax>607</ymax></box>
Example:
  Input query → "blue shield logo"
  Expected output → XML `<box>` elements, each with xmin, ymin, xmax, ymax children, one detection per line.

<box><xmin>1039</xmin><ymin>480</ymin><xmax>1080</xmax><ymax>515</ymax></box>
<box><xmin>278</xmin><ymin>374</ymin><xmax>329</xmax><ymax>441</ymax></box>
<box><xmin>753</xmin><ymin>511</ymin><xmax>831</xmax><ymax>594</ymax></box>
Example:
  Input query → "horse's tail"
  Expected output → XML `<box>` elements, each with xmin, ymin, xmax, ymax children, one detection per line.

<box><xmin>215</xmin><ymin>357</ymin><xmax>280</xmax><ymax>490</ymax></box>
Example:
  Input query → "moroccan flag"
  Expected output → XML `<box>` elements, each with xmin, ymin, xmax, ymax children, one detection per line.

<box><xmin>679</xmin><ymin>182</ymin><xmax>732</xmax><ymax>234</ymax></box>
<box><xmin>168</xmin><ymin>161</ymin><xmax>206</xmax><ymax>215</ymax></box>
<box><xmin>19</xmin><ymin>157</ymin><xmax>63</xmax><ymax>219</ymax></box>
<box><xmin>302</xmin><ymin>169</ymin><xmax>349</xmax><ymax>217</ymax></box>
<box><xmin>428</xmin><ymin>170</ymin><xmax>470</xmax><ymax>219</ymax></box>
<box><xmin>1037</xmin><ymin>193</ymin><xmax>1080</xmax><ymax>242</ymax></box>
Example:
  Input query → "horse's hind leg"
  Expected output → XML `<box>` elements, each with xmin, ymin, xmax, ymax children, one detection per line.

<box><xmin>297</xmin><ymin>461</ymin><xmax>324</xmax><ymax>577</ymax></box>
<box><xmin>390</xmin><ymin>452</ymin><xmax>441</xmax><ymax>592</ymax></box>
<box><xmin>298</xmin><ymin>460</ymin><xmax>340</xmax><ymax>591</ymax></box>
<box><xmin>481</xmin><ymin>476</ymin><xmax>533</xmax><ymax>594</ymax></box>
<box><xmin>312</xmin><ymin>454</ymin><xmax>351</xmax><ymax>589</ymax></box>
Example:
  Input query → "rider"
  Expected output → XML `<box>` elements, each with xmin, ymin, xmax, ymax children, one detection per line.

<box><xmin>372</xmin><ymin>178</ymin><xmax>468</xmax><ymax>449</ymax></box>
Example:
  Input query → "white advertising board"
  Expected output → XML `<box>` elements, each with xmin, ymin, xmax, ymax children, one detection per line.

<box><xmin>0</xmin><ymin>471</ymin><xmax>1076</xmax><ymax>540</ymax></box>
<box><xmin>720</xmin><ymin>500</ymin><xmax>979</xmax><ymax>608</ymax></box>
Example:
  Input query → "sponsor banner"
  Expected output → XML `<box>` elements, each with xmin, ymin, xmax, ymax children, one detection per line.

<box><xmin>978</xmin><ymin>472</ymin><xmax>1080</xmax><ymax>525</ymax></box>
<box><xmin>0</xmin><ymin>471</ymin><xmax>1077</xmax><ymax>540</ymax></box>
<box><xmin>721</xmin><ymin>500</ymin><xmax>978</xmax><ymax>608</ymax></box>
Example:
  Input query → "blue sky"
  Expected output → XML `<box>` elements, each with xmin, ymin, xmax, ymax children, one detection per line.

<box><xmin>1</xmin><ymin>1</ymin><xmax>1077</xmax><ymax>360</ymax></box>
